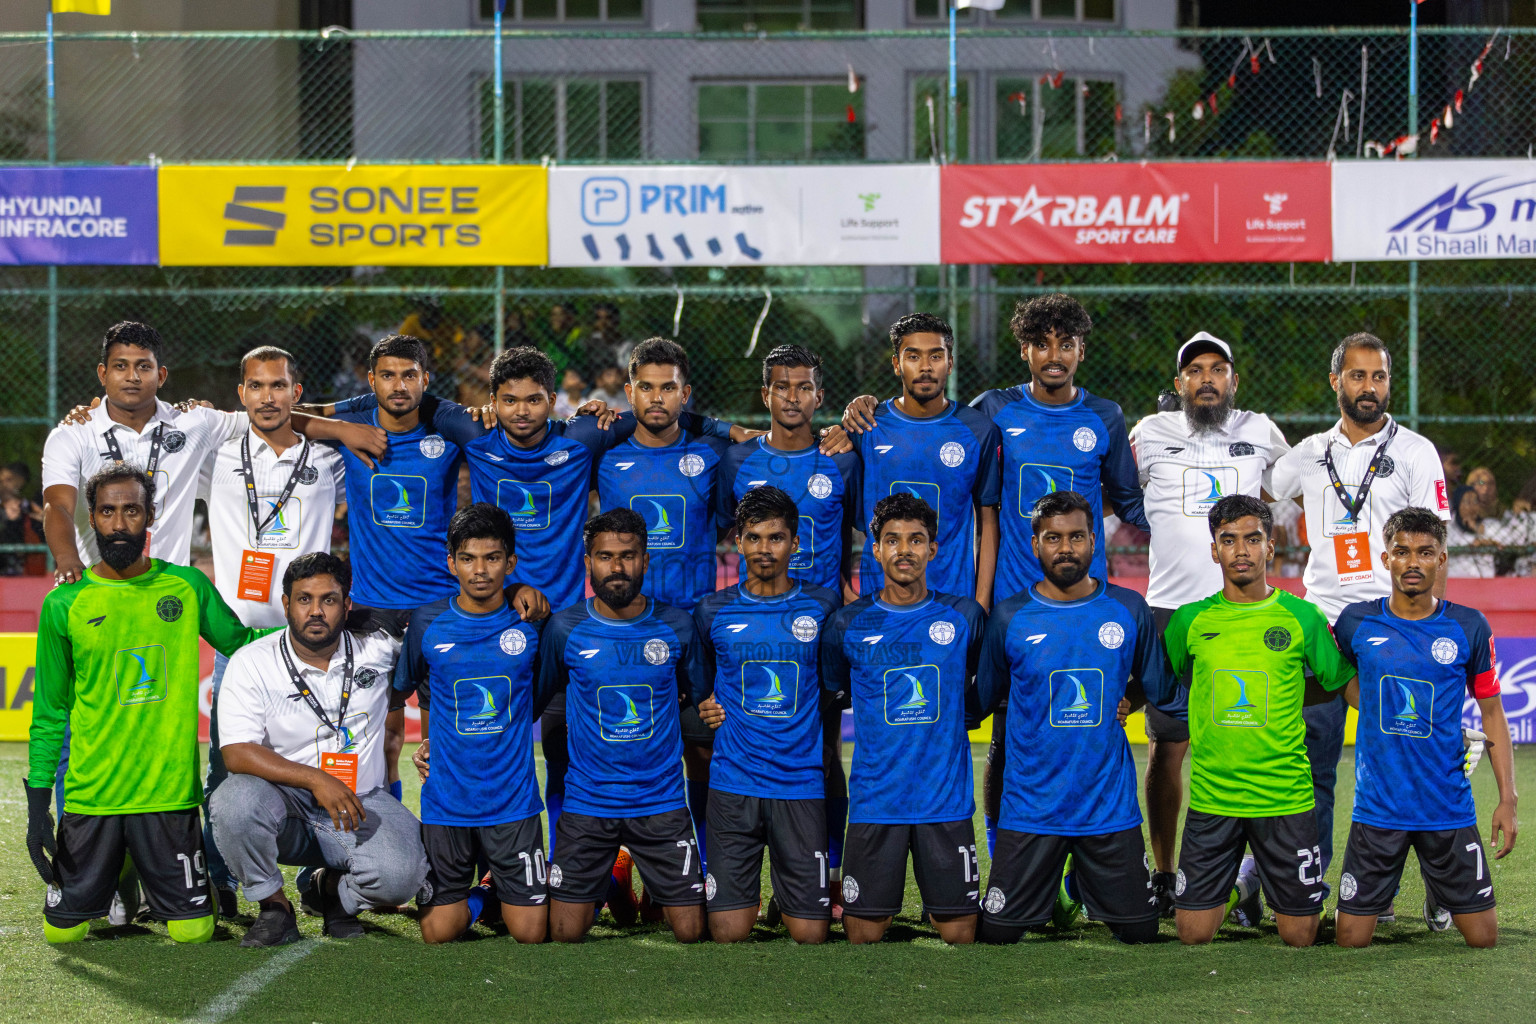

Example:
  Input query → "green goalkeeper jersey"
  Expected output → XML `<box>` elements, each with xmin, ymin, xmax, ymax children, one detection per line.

<box><xmin>1165</xmin><ymin>589</ymin><xmax>1354</xmax><ymax>817</ymax></box>
<box><xmin>27</xmin><ymin>560</ymin><xmax>264</xmax><ymax>815</ymax></box>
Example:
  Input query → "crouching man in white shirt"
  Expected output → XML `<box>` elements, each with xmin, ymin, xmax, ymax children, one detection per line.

<box><xmin>212</xmin><ymin>551</ymin><xmax>428</xmax><ymax>948</ymax></box>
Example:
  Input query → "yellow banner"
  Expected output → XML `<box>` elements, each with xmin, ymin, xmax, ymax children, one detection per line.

<box><xmin>53</xmin><ymin>1</ymin><xmax>112</xmax><ymax>13</ymax></box>
<box><xmin>0</xmin><ymin>633</ymin><xmax>36</xmax><ymax>743</ymax></box>
<box><xmin>158</xmin><ymin>165</ymin><xmax>548</xmax><ymax>266</ymax></box>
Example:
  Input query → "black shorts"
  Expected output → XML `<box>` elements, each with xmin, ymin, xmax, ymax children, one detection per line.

<box><xmin>706</xmin><ymin>790</ymin><xmax>829</xmax><ymax>919</ymax></box>
<box><xmin>1175</xmin><ymin>809</ymin><xmax>1326</xmax><ymax>917</ymax></box>
<box><xmin>680</xmin><ymin>703</ymin><xmax>714</xmax><ymax>747</ymax></box>
<box><xmin>1337</xmin><ymin>822</ymin><xmax>1496</xmax><ymax>918</ymax></box>
<box><xmin>841</xmin><ymin>820</ymin><xmax>980</xmax><ymax>918</ymax></box>
<box><xmin>548</xmin><ymin>808</ymin><xmax>704</xmax><ymax>907</ymax></box>
<box><xmin>1144</xmin><ymin>607</ymin><xmax>1190</xmax><ymax>743</ymax></box>
<box><xmin>983</xmin><ymin>827</ymin><xmax>1158</xmax><ymax>927</ymax></box>
<box><xmin>47</xmin><ymin>810</ymin><xmax>211</xmax><ymax>925</ymax></box>
<box><xmin>420</xmin><ymin>816</ymin><xmax>547</xmax><ymax>908</ymax></box>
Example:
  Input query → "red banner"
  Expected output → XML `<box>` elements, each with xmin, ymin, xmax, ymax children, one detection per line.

<box><xmin>941</xmin><ymin>162</ymin><xmax>1331</xmax><ymax>264</ymax></box>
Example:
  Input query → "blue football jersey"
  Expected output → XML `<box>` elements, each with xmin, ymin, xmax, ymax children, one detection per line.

<box><xmin>596</xmin><ymin>429</ymin><xmax>731</xmax><ymax>611</ymax></box>
<box><xmin>334</xmin><ymin>394</ymin><xmax>485</xmax><ymax>610</ymax></box>
<box><xmin>971</xmin><ymin>385</ymin><xmax>1146</xmax><ymax>603</ymax></box>
<box><xmin>975</xmin><ymin>580</ymin><xmax>1172</xmax><ymax>836</ymax></box>
<box><xmin>393</xmin><ymin>593</ymin><xmax>543</xmax><ymax>827</ymax></box>
<box><xmin>1335</xmin><ymin>598</ymin><xmax>1499</xmax><ymax>831</ymax></box>
<box><xmin>536</xmin><ymin>599</ymin><xmax>705</xmax><ymax>818</ymax></box>
<box><xmin>821</xmin><ymin>591</ymin><xmax>985</xmax><ymax>824</ymax></box>
<box><xmin>855</xmin><ymin>400</ymin><xmax>1002</xmax><ymax>600</ymax></box>
<box><xmin>693</xmin><ymin>582</ymin><xmax>843</xmax><ymax>800</ymax></box>
<box><xmin>716</xmin><ymin>439</ymin><xmax>861</xmax><ymax>592</ymax></box>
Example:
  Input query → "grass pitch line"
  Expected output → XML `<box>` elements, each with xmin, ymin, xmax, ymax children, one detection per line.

<box><xmin>185</xmin><ymin>941</ymin><xmax>318</xmax><ymax>1023</ymax></box>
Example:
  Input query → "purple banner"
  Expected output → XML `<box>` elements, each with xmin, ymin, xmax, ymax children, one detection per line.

<box><xmin>1463</xmin><ymin>636</ymin><xmax>1536</xmax><ymax>744</ymax></box>
<box><xmin>0</xmin><ymin>167</ymin><xmax>157</xmax><ymax>265</ymax></box>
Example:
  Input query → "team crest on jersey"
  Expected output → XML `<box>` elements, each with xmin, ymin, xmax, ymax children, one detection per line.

<box><xmin>500</xmin><ymin>629</ymin><xmax>527</xmax><ymax>656</ymax></box>
<box><xmin>1072</xmin><ymin>426</ymin><xmax>1097</xmax><ymax>452</ymax></box>
<box><xmin>1431</xmin><ymin>638</ymin><xmax>1458</xmax><ymax>664</ymax></box>
<box><xmin>644</xmin><ymin>639</ymin><xmax>671</xmax><ymax>665</ymax></box>
<box><xmin>842</xmin><ymin>876</ymin><xmax>860</xmax><ymax>903</ymax></box>
<box><xmin>1098</xmin><ymin>622</ymin><xmax>1125</xmax><ymax>649</ymax></box>
<box><xmin>807</xmin><ymin>473</ymin><xmax>833</xmax><ymax>500</ymax></box>
<box><xmin>705</xmin><ymin>873</ymin><xmax>717</xmax><ymax>901</ymax></box>
<box><xmin>1228</xmin><ymin>441</ymin><xmax>1256</xmax><ymax>457</ymax></box>
<box><xmin>1263</xmin><ymin>627</ymin><xmax>1292</xmax><ymax>652</ymax></box>
<box><xmin>544</xmin><ymin>449</ymin><xmax>570</xmax><ymax>467</ymax></box>
<box><xmin>46</xmin><ymin>885</ymin><xmax>61</xmax><ymax>908</ymax></box>
<box><xmin>792</xmin><ymin>615</ymin><xmax>819</xmax><ymax>642</ymax></box>
<box><xmin>161</xmin><ymin>429</ymin><xmax>187</xmax><ymax>453</ymax></box>
<box><xmin>1175</xmin><ymin>870</ymin><xmax>1187</xmax><ymax>896</ymax></box>
<box><xmin>678</xmin><ymin>453</ymin><xmax>706</xmax><ymax>477</ymax></box>
<box><xmin>353</xmin><ymin>668</ymin><xmax>379</xmax><ymax>689</ymax></box>
<box><xmin>549</xmin><ymin>864</ymin><xmax>563</xmax><ymax>888</ymax></box>
<box><xmin>1375</xmin><ymin>455</ymin><xmax>1396</xmax><ymax>478</ymax></box>
<box><xmin>929</xmin><ymin>620</ymin><xmax>956</xmax><ymax>646</ymax></box>
<box><xmin>1340</xmin><ymin>872</ymin><xmax>1358</xmax><ymax>901</ymax></box>
<box><xmin>939</xmin><ymin>441</ymin><xmax>966</xmax><ymax>468</ymax></box>
<box><xmin>156</xmin><ymin>596</ymin><xmax>183</xmax><ymax>622</ymax></box>
<box><xmin>983</xmin><ymin>887</ymin><xmax>1007</xmax><ymax>915</ymax></box>
<box><xmin>419</xmin><ymin>435</ymin><xmax>446</xmax><ymax>459</ymax></box>
<box><xmin>297</xmin><ymin>464</ymin><xmax>320</xmax><ymax>485</ymax></box>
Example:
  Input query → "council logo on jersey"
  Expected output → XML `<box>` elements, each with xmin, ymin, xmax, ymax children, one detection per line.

<box><xmin>1375</xmin><ymin>455</ymin><xmax>1396</xmax><ymax>478</ymax></box>
<box><xmin>1340</xmin><ymin>872</ymin><xmax>1358</xmax><ymax>901</ymax></box>
<box><xmin>161</xmin><ymin>429</ymin><xmax>188</xmax><ymax>453</ymax></box>
<box><xmin>743</xmin><ymin>660</ymin><xmax>798</xmax><ymax>718</ymax></box>
<box><xmin>983</xmin><ymin>887</ymin><xmax>1007</xmax><ymax>915</ymax></box>
<box><xmin>371</xmin><ymin>474</ymin><xmax>428</xmax><ymax>529</ymax></box>
<box><xmin>882</xmin><ymin>663</ymin><xmax>941</xmax><ymax>725</ymax></box>
<box><xmin>496</xmin><ymin>479</ymin><xmax>552</xmax><ymax>531</ymax></box>
<box><xmin>1212</xmin><ymin>669</ymin><xmax>1268</xmax><ymax>728</ymax></box>
<box><xmin>252</xmin><ymin>496</ymin><xmax>302</xmax><ymax>549</ymax></box>
<box><xmin>113</xmin><ymin>644</ymin><xmax>168</xmax><ymax>706</ymax></box>
<box><xmin>643</xmin><ymin>638</ymin><xmax>671</xmax><ymax>665</ymax></box>
<box><xmin>1263</xmin><ymin>626</ymin><xmax>1292</xmax><ymax>652</ymax></box>
<box><xmin>598</xmin><ymin>683</ymin><xmax>654</xmax><ymax>741</ymax></box>
<box><xmin>1018</xmin><ymin>464</ymin><xmax>1073</xmax><ymax>519</ymax></box>
<box><xmin>632</xmin><ymin>494</ymin><xmax>686</xmax><ymax>550</ymax></box>
<box><xmin>929</xmin><ymin>620</ymin><xmax>956</xmax><ymax>646</ymax></box>
<box><xmin>1380</xmin><ymin>674</ymin><xmax>1434</xmax><ymax>739</ymax></box>
<box><xmin>297</xmin><ymin>464</ymin><xmax>320</xmax><ymax>485</ymax></box>
<box><xmin>1180</xmin><ymin>466</ymin><xmax>1238</xmax><ymax>517</ymax></box>
<box><xmin>499</xmin><ymin>628</ymin><xmax>528</xmax><ymax>656</ymax></box>
<box><xmin>807</xmin><ymin>473</ymin><xmax>834</xmax><ymax>500</ymax></box>
<box><xmin>1050</xmin><ymin>668</ymin><xmax>1104</xmax><ymax>727</ymax></box>
<box><xmin>454</xmin><ymin>675</ymin><xmax>511</xmax><ymax>736</ymax></box>
<box><xmin>156</xmin><ymin>596</ymin><xmax>183</xmax><ymax>622</ymax></box>
<box><xmin>419</xmin><ymin>435</ymin><xmax>446</xmax><ymax>459</ymax></box>
<box><xmin>1229</xmin><ymin>441</ymin><xmax>1256</xmax><ymax>457</ymax></box>
<box><xmin>939</xmin><ymin>441</ymin><xmax>966</xmax><ymax>468</ymax></box>
<box><xmin>354</xmin><ymin>668</ymin><xmax>379</xmax><ymax>689</ymax></box>
<box><xmin>1431</xmin><ymin>638</ymin><xmax>1458</xmax><ymax>665</ymax></box>
<box><xmin>545</xmin><ymin>449</ymin><xmax>570</xmax><ymax>467</ymax></box>
<box><xmin>1073</xmin><ymin>426</ymin><xmax>1098</xmax><ymax>452</ymax></box>
<box><xmin>678</xmin><ymin>453</ymin><xmax>707</xmax><ymax>477</ymax></box>
<box><xmin>1098</xmin><ymin>622</ymin><xmax>1125</xmax><ymax>649</ymax></box>
<box><xmin>791</xmin><ymin>615</ymin><xmax>819</xmax><ymax>642</ymax></box>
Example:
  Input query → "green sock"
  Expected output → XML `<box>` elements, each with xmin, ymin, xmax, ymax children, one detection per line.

<box><xmin>43</xmin><ymin>919</ymin><xmax>89</xmax><ymax>944</ymax></box>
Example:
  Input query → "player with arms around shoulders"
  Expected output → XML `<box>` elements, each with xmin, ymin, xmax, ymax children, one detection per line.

<box><xmin>1332</xmin><ymin>507</ymin><xmax>1517</xmax><ymax>948</ymax></box>
<box><xmin>1166</xmin><ymin>494</ymin><xmax>1356</xmax><ymax>947</ymax></box>
<box><xmin>821</xmin><ymin>493</ymin><xmax>987</xmax><ymax>945</ymax></box>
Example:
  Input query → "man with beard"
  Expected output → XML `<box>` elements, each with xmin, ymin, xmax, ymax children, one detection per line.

<box><xmin>1128</xmin><ymin>332</ymin><xmax>1290</xmax><ymax>915</ymax></box>
<box><xmin>24</xmin><ymin>466</ymin><xmax>264</xmax><ymax>944</ymax></box>
<box><xmin>538</xmin><ymin>508</ymin><xmax>708</xmax><ymax>944</ymax></box>
<box><xmin>213</xmin><ymin>552</ymin><xmax>427</xmax><ymax>947</ymax></box>
<box><xmin>974</xmin><ymin>490</ymin><xmax>1171</xmax><ymax>943</ymax></box>
<box><xmin>1269</xmin><ymin>333</ymin><xmax>1450</xmax><ymax>884</ymax></box>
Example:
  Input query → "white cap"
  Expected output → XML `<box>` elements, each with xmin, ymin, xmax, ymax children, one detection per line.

<box><xmin>1177</xmin><ymin>331</ymin><xmax>1233</xmax><ymax>370</ymax></box>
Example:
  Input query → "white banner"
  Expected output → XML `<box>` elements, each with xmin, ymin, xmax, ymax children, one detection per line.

<box><xmin>1333</xmin><ymin>159</ymin><xmax>1536</xmax><ymax>261</ymax></box>
<box><xmin>547</xmin><ymin>165</ymin><xmax>940</xmax><ymax>267</ymax></box>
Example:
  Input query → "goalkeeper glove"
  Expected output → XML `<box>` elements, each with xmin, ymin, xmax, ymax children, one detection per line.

<box><xmin>1462</xmin><ymin>728</ymin><xmax>1487</xmax><ymax>779</ymax></box>
<box><xmin>24</xmin><ymin>782</ymin><xmax>57</xmax><ymax>886</ymax></box>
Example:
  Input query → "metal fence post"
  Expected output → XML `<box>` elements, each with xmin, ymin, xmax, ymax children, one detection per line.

<box><xmin>46</xmin><ymin>8</ymin><xmax>60</xmax><ymax>429</ymax></box>
<box><xmin>1408</xmin><ymin>261</ymin><xmax>1420</xmax><ymax>431</ymax></box>
<box><xmin>493</xmin><ymin>4</ymin><xmax>506</xmax><ymax>356</ymax></box>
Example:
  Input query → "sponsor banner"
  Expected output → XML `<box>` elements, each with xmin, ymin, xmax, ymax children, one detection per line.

<box><xmin>159</xmin><ymin>165</ymin><xmax>547</xmax><ymax>266</ymax></box>
<box><xmin>1465</xmin><ymin>637</ymin><xmax>1536</xmax><ymax>744</ymax></box>
<box><xmin>1333</xmin><ymin>159</ymin><xmax>1536</xmax><ymax>261</ymax></box>
<box><xmin>548</xmin><ymin>165</ymin><xmax>940</xmax><ymax>266</ymax></box>
<box><xmin>942</xmin><ymin>162</ymin><xmax>1330</xmax><ymax>264</ymax></box>
<box><xmin>0</xmin><ymin>167</ymin><xmax>158</xmax><ymax>265</ymax></box>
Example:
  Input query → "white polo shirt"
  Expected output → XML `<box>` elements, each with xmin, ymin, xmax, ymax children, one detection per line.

<box><xmin>217</xmin><ymin>628</ymin><xmax>400</xmax><ymax>795</ymax></box>
<box><xmin>40</xmin><ymin>400</ymin><xmax>245</xmax><ymax>565</ymax></box>
<box><xmin>1269</xmin><ymin>415</ymin><xmax>1450</xmax><ymax>623</ymax></box>
<box><xmin>202</xmin><ymin>429</ymin><xmax>346</xmax><ymax>627</ymax></box>
<box><xmin>1130</xmin><ymin>408</ymin><xmax>1290</xmax><ymax>611</ymax></box>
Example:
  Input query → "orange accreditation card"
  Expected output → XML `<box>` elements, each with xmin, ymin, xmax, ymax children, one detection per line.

<box><xmin>236</xmin><ymin>549</ymin><xmax>277</xmax><ymax>602</ymax></box>
<box><xmin>320</xmin><ymin>752</ymin><xmax>358</xmax><ymax>792</ymax></box>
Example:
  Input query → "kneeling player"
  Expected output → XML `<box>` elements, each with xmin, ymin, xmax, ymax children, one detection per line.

<box><xmin>694</xmin><ymin>487</ymin><xmax>842</xmax><ymax>943</ymax></box>
<box><xmin>974</xmin><ymin>491</ymin><xmax>1172</xmax><ymax>944</ymax></box>
<box><xmin>539</xmin><ymin>509</ymin><xmax>708</xmax><ymax>943</ymax></box>
<box><xmin>1332</xmin><ymin>507</ymin><xmax>1517</xmax><ymax>948</ymax></box>
<box><xmin>1166</xmin><ymin>495</ymin><xmax>1355</xmax><ymax>948</ymax></box>
<box><xmin>396</xmin><ymin>505</ymin><xmax>550</xmax><ymax>943</ymax></box>
<box><xmin>822</xmin><ymin>494</ymin><xmax>986</xmax><ymax>945</ymax></box>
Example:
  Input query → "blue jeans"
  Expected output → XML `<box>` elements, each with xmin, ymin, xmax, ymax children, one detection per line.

<box><xmin>203</xmin><ymin>652</ymin><xmax>233</xmax><ymax>890</ymax></box>
<box><xmin>1303</xmin><ymin>695</ymin><xmax>1347</xmax><ymax>875</ymax></box>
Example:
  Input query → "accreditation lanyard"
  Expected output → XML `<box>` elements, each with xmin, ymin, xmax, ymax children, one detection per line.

<box><xmin>102</xmin><ymin>421</ymin><xmax>164</xmax><ymax>476</ymax></box>
<box><xmin>241</xmin><ymin>434</ymin><xmax>311</xmax><ymax>542</ymax></box>
<box><xmin>1322</xmin><ymin>422</ymin><xmax>1398</xmax><ymax>524</ymax></box>
<box><xmin>279</xmin><ymin>631</ymin><xmax>354</xmax><ymax>736</ymax></box>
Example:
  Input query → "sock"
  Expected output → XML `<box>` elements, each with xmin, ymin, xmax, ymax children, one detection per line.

<box><xmin>825</xmin><ymin>795</ymin><xmax>849</xmax><ymax>871</ymax></box>
<box><xmin>43</xmin><ymin>919</ymin><xmax>89</xmax><ymax>944</ymax></box>
<box><xmin>463</xmin><ymin>885</ymin><xmax>489</xmax><ymax>934</ymax></box>
<box><xmin>390</xmin><ymin>779</ymin><xmax>403</xmax><ymax>801</ymax></box>
<box><xmin>686</xmin><ymin>778</ymin><xmax>709</xmax><ymax>873</ymax></box>
<box><xmin>1224</xmin><ymin>885</ymin><xmax>1242</xmax><ymax>921</ymax></box>
<box><xmin>167</xmin><ymin>915</ymin><xmax>215</xmax><ymax>944</ymax></box>
<box><xmin>984</xmin><ymin>815</ymin><xmax>998</xmax><ymax>859</ymax></box>
<box><xmin>544</xmin><ymin>785</ymin><xmax>564</xmax><ymax>856</ymax></box>
<box><xmin>1063</xmin><ymin>868</ymin><xmax>1080</xmax><ymax>904</ymax></box>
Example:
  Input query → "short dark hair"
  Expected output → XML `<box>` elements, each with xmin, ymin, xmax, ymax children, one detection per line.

<box><xmin>735</xmin><ymin>486</ymin><xmax>800</xmax><ymax>538</ymax></box>
<box><xmin>240</xmin><ymin>344</ymin><xmax>300</xmax><ymax>383</ymax></box>
<box><xmin>761</xmin><ymin>344</ymin><xmax>824</xmax><ymax>391</ymax></box>
<box><xmin>888</xmin><ymin>312</ymin><xmax>953</xmax><ymax>358</ymax></box>
<box><xmin>628</xmin><ymin>337</ymin><xmax>690</xmax><ymax>386</ymax></box>
<box><xmin>85</xmin><ymin>464</ymin><xmax>153</xmax><ymax>513</ymax></box>
<box><xmin>1208</xmin><ymin>494</ymin><xmax>1273</xmax><ymax>539</ymax></box>
<box><xmin>369</xmin><ymin>333</ymin><xmax>429</xmax><ymax>371</ymax></box>
<box><xmin>100</xmin><ymin>321</ymin><xmax>164</xmax><ymax>366</ymax></box>
<box><xmin>1382</xmin><ymin>506</ymin><xmax>1447</xmax><ymax>547</ymax></box>
<box><xmin>1330</xmin><ymin>331</ymin><xmax>1392</xmax><ymax>376</ymax></box>
<box><xmin>448</xmin><ymin>502</ymin><xmax>518</xmax><ymax>557</ymax></box>
<box><xmin>1010</xmin><ymin>293</ymin><xmax>1093</xmax><ymax>346</ymax></box>
<box><xmin>282</xmin><ymin>551</ymin><xmax>351</xmax><ymax>598</ymax></box>
<box><xmin>1031</xmin><ymin>490</ymin><xmax>1093</xmax><ymax>535</ymax></box>
<box><xmin>490</xmin><ymin>346</ymin><xmax>557</xmax><ymax>396</ymax></box>
<box><xmin>2</xmin><ymin>461</ymin><xmax>31</xmax><ymax>485</ymax></box>
<box><xmin>584</xmin><ymin>507</ymin><xmax>647</xmax><ymax>554</ymax></box>
<box><xmin>870</xmin><ymin>492</ymin><xmax>937</xmax><ymax>543</ymax></box>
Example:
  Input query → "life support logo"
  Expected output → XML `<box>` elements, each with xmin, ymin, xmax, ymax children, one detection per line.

<box><xmin>419</xmin><ymin>435</ymin><xmax>446</xmax><ymax>459</ymax></box>
<box><xmin>939</xmin><ymin>441</ymin><xmax>966</xmax><ymax>468</ymax></box>
<box><xmin>792</xmin><ymin>615</ymin><xmax>819</xmax><ymax>642</ymax></box>
<box><xmin>705</xmin><ymin>874</ymin><xmax>717</xmax><ymax>901</ymax></box>
<box><xmin>807</xmin><ymin>473</ymin><xmax>833</xmax><ymax>500</ymax></box>
<box><xmin>842</xmin><ymin>876</ymin><xmax>860</xmax><ymax>903</ymax></box>
<box><xmin>1432</xmin><ymin>638</ymin><xmax>1459</xmax><ymax>665</ymax></box>
<box><xmin>549</xmin><ymin>864</ymin><xmax>564</xmax><ymax>888</ymax></box>
<box><xmin>1099</xmin><ymin>622</ymin><xmax>1125</xmax><ymax>649</ymax></box>
<box><xmin>983</xmin><ymin>887</ymin><xmax>1007</xmax><ymax>914</ymax></box>
<box><xmin>500</xmin><ymin>629</ymin><xmax>527</xmax><ymax>656</ymax></box>
<box><xmin>679</xmin><ymin>453</ymin><xmax>706</xmax><ymax>477</ymax></box>
<box><xmin>1073</xmin><ymin>426</ymin><xmax>1098</xmax><ymax>452</ymax></box>
<box><xmin>161</xmin><ymin>430</ymin><xmax>187</xmax><ymax>453</ymax></box>
<box><xmin>929</xmin><ymin>620</ymin><xmax>956</xmax><ymax>646</ymax></box>
<box><xmin>644</xmin><ymin>638</ymin><xmax>671</xmax><ymax>665</ymax></box>
<box><xmin>544</xmin><ymin>449</ymin><xmax>570</xmax><ymax>467</ymax></box>
<box><xmin>1340</xmin><ymin>872</ymin><xmax>1358</xmax><ymax>901</ymax></box>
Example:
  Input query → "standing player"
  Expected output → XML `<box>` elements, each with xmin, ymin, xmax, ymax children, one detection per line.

<box><xmin>822</xmin><ymin>493</ymin><xmax>986</xmax><ymax>945</ymax></box>
<box><xmin>395</xmin><ymin>504</ymin><xmax>548</xmax><ymax>944</ymax></box>
<box><xmin>1269</xmin><ymin>333</ymin><xmax>1450</xmax><ymax>881</ymax></box>
<box><xmin>973</xmin><ymin>490</ymin><xmax>1171</xmax><ymax>944</ymax></box>
<box><xmin>693</xmin><ymin>487</ymin><xmax>842</xmax><ymax>943</ymax></box>
<box><xmin>1333</xmin><ymin>508</ymin><xmax>1517</xmax><ymax>947</ymax></box>
<box><xmin>1129</xmin><ymin>332</ymin><xmax>1290</xmax><ymax>914</ymax></box>
<box><xmin>23</xmin><ymin>466</ymin><xmax>264</xmax><ymax>944</ymax></box>
<box><xmin>1166</xmin><ymin>495</ymin><xmax>1356</xmax><ymax>947</ymax></box>
<box><xmin>538</xmin><ymin>509</ymin><xmax>707</xmax><ymax>944</ymax></box>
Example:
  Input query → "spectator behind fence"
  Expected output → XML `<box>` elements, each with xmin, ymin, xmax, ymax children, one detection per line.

<box><xmin>0</xmin><ymin>461</ymin><xmax>46</xmax><ymax>575</ymax></box>
<box><xmin>454</xmin><ymin>324</ymin><xmax>495</xmax><ymax>409</ymax></box>
<box><xmin>1446</xmin><ymin>484</ymin><xmax>1498</xmax><ymax>578</ymax></box>
<box><xmin>1440</xmin><ymin>447</ymin><xmax>1463</xmax><ymax>490</ymax></box>
<box><xmin>590</xmin><ymin>301</ymin><xmax>632</xmax><ymax>373</ymax></box>
<box><xmin>554</xmin><ymin>367</ymin><xmax>586</xmax><ymax>419</ymax></box>
<box><xmin>587</xmin><ymin>365</ymin><xmax>631</xmax><ymax>413</ymax></box>
<box><xmin>546</xmin><ymin>302</ymin><xmax>586</xmax><ymax>375</ymax></box>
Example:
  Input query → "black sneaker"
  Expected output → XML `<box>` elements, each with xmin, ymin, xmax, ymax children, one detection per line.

<box><xmin>317</xmin><ymin>869</ymin><xmax>365</xmax><ymax>939</ymax></box>
<box><xmin>1150</xmin><ymin>871</ymin><xmax>1177</xmax><ymax>919</ymax></box>
<box><xmin>217</xmin><ymin>887</ymin><xmax>240</xmax><ymax>920</ymax></box>
<box><xmin>297</xmin><ymin>868</ymin><xmax>322</xmax><ymax>918</ymax></box>
<box><xmin>241</xmin><ymin>904</ymin><xmax>300</xmax><ymax>948</ymax></box>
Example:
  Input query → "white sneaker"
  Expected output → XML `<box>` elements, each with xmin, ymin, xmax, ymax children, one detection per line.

<box><xmin>107</xmin><ymin>892</ymin><xmax>129</xmax><ymax>926</ymax></box>
<box><xmin>1423</xmin><ymin>898</ymin><xmax>1453</xmax><ymax>932</ymax></box>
